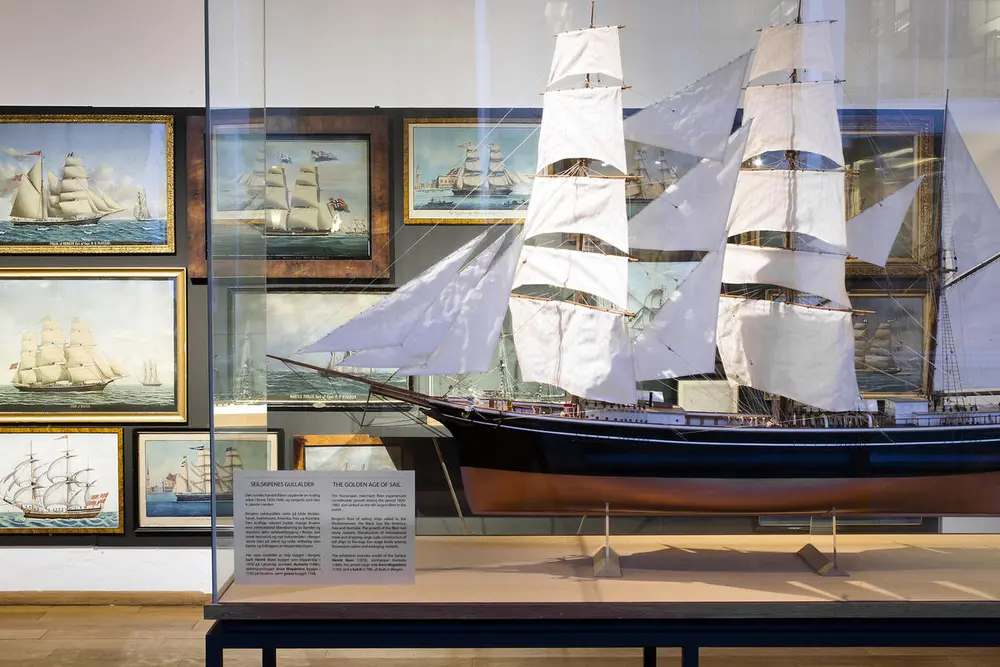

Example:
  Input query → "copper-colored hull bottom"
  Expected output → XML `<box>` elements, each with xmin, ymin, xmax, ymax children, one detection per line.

<box><xmin>460</xmin><ymin>467</ymin><xmax>1000</xmax><ymax>515</ymax></box>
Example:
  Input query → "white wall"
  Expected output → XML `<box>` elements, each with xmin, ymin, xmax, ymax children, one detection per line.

<box><xmin>0</xmin><ymin>548</ymin><xmax>213</xmax><ymax>592</ymax></box>
<box><xmin>4</xmin><ymin>0</ymin><xmax>997</xmax><ymax>109</ymax></box>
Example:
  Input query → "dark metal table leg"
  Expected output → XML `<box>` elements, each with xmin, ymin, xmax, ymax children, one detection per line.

<box><xmin>262</xmin><ymin>646</ymin><xmax>277</xmax><ymax>667</ymax></box>
<box><xmin>681</xmin><ymin>645</ymin><xmax>698</xmax><ymax>667</ymax></box>
<box><xmin>642</xmin><ymin>646</ymin><xmax>657</xmax><ymax>666</ymax></box>
<box><xmin>205</xmin><ymin>629</ymin><xmax>224</xmax><ymax>667</ymax></box>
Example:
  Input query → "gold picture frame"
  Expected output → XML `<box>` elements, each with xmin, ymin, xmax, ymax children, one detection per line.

<box><xmin>850</xmin><ymin>290</ymin><xmax>932</xmax><ymax>398</ymax></box>
<box><xmin>0</xmin><ymin>114</ymin><xmax>174</xmax><ymax>255</ymax></box>
<box><xmin>403</xmin><ymin>117</ymin><xmax>540</xmax><ymax>225</ymax></box>
<box><xmin>292</xmin><ymin>434</ymin><xmax>399</xmax><ymax>472</ymax></box>
<box><xmin>0</xmin><ymin>268</ymin><xmax>187</xmax><ymax>423</ymax></box>
<box><xmin>0</xmin><ymin>427</ymin><xmax>124</xmax><ymax>534</ymax></box>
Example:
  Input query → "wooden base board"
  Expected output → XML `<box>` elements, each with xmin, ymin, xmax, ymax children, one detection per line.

<box><xmin>0</xmin><ymin>590</ymin><xmax>211</xmax><ymax>606</ymax></box>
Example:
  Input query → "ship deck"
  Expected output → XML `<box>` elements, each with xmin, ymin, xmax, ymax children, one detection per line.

<box><xmin>211</xmin><ymin>533</ymin><xmax>1000</xmax><ymax>617</ymax></box>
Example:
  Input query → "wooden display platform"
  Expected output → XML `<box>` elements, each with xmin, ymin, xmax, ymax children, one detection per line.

<box><xmin>205</xmin><ymin>534</ymin><xmax>1000</xmax><ymax>667</ymax></box>
<box><xmin>210</xmin><ymin>534</ymin><xmax>1000</xmax><ymax>618</ymax></box>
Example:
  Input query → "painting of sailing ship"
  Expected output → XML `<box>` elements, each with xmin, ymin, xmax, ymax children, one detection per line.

<box><xmin>405</xmin><ymin>119</ymin><xmax>540</xmax><ymax>224</ymax></box>
<box><xmin>228</xmin><ymin>289</ymin><xmax>409</xmax><ymax>407</ymax></box>
<box><xmin>0</xmin><ymin>116</ymin><xmax>173</xmax><ymax>253</ymax></box>
<box><xmin>292</xmin><ymin>435</ymin><xmax>399</xmax><ymax>472</ymax></box>
<box><xmin>0</xmin><ymin>269</ymin><xmax>186</xmax><ymax>422</ymax></box>
<box><xmin>137</xmin><ymin>430</ymin><xmax>279</xmax><ymax>529</ymax></box>
<box><xmin>212</xmin><ymin>132</ymin><xmax>371</xmax><ymax>260</ymax></box>
<box><xmin>0</xmin><ymin>428</ymin><xmax>122</xmax><ymax>533</ymax></box>
<box><xmin>852</xmin><ymin>295</ymin><xmax>927</xmax><ymax>394</ymax></box>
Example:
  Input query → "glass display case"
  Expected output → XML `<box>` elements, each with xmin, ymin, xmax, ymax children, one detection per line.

<box><xmin>206</xmin><ymin>0</ymin><xmax>1000</xmax><ymax>619</ymax></box>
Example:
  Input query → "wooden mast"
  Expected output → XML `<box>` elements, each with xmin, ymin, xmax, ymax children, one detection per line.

<box><xmin>772</xmin><ymin>0</ymin><xmax>804</xmax><ymax>425</ymax></box>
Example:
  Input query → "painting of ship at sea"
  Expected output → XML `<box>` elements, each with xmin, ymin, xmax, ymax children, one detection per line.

<box><xmin>9</xmin><ymin>153</ymin><xmax>126</xmax><ymax>226</ymax></box>
<box><xmin>12</xmin><ymin>317</ymin><xmax>126</xmax><ymax>393</ymax></box>
<box><xmin>0</xmin><ymin>436</ymin><xmax>106</xmax><ymax>520</ymax></box>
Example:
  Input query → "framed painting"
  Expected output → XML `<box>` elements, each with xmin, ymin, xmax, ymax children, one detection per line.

<box><xmin>404</xmin><ymin>117</ymin><xmax>540</xmax><ymax>225</ymax></box>
<box><xmin>0</xmin><ymin>268</ymin><xmax>186</xmax><ymax>422</ymax></box>
<box><xmin>0</xmin><ymin>427</ymin><xmax>123</xmax><ymax>534</ymax></box>
<box><xmin>851</xmin><ymin>291</ymin><xmax>931</xmax><ymax>397</ymax></box>
<box><xmin>226</xmin><ymin>287</ymin><xmax>410</xmax><ymax>409</ymax></box>
<box><xmin>292</xmin><ymin>434</ymin><xmax>399</xmax><ymax>472</ymax></box>
<box><xmin>136</xmin><ymin>429</ymin><xmax>281</xmax><ymax>530</ymax></box>
<box><xmin>0</xmin><ymin>114</ymin><xmax>173</xmax><ymax>254</ymax></box>
<box><xmin>187</xmin><ymin>113</ymin><xmax>390</xmax><ymax>279</ymax></box>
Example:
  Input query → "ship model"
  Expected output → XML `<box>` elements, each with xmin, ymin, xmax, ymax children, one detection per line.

<box><xmin>0</xmin><ymin>436</ymin><xmax>109</xmax><ymax>520</ymax></box>
<box><xmin>133</xmin><ymin>186</ymin><xmax>151</xmax><ymax>221</ymax></box>
<box><xmin>625</xmin><ymin>148</ymin><xmax>675</xmax><ymax>202</ymax></box>
<box><xmin>273</xmin><ymin>7</ymin><xmax>1000</xmax><ymax>516</ymax></box>
<box><xmin>12</xmin><ymin>317</ymin><xmax>126</xmax><ymax>393</ymax></box>
<box><xmin>141</xmin><ymin>359</ymin><xmax>162</xmax><ymax>387</ymax></box>
<box><xmin>173</xmin><ymin>445</ymin><xmax>243</xmax><ymax>502</ymax></box>
<box><xmin>8</xmin><ymin>153</ymin><xmax>125</xmax><ymax>226</ymax></box>
<box><xmin>250</xmin><ymin>164</ymin><xmax>342</xmax><ymax>237</ymax></box>
<box><xmin>451</xmin><ymin>142</ymin><xmax>530</xmax><ymax>198</ymax></box>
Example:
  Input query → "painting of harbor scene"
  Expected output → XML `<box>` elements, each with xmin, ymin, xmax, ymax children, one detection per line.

<box><xmin>228</xmin><ymin>290</ymin><xmax>409</xmax><ymax>407</ymax></box>
<box><xmin>0</xmin><ymin>427</ymin><xmax>123</xmax><ymax>534</ymax></box>
<box><xmin>0</xmin><ymin>269</ymin><xmax>185</xmax><ymax>422</ymax></box>
<box><xmin>405</xmin><ymin>119</ymin><xmax>540</xmax><ymax>224</ymax></box>
<box><xmin>138</xmin><ymin>430</ymin><xmax>279</xmax><ymax>529</ymax></box>
<box><xmin>212</xmin><ymin>131</ymin><xmax>371</xmax><ymax>260</ymax></box>
<box><xmin>852</xmin><ymin>295</ymin><xmax>926</xmax><ymax>395</ymax></box>
<box><xmin>0</xmin><ymin>115</ymin><xmax>172</xmax><ymax>253</ymax></box>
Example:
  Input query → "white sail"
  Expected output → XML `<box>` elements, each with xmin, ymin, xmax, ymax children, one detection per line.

<box><xmin>9</xmin><ymin>160</ymin><xmax>43</xmax><ymax>219</ymax></box>
<box><xmin>35</xmin><ymin>365</ymin><xmax>67</xmax><ymax>384</ymax></box>
<box><xmin>536</xmin><ymin>86</ymin><xmax>627</xmax><ymax>174</ymax></box>
<box><xmin>291</xmin><ymin>184</ymin><xmax>320</xmax><ymax>208</ymax></box>
<box><xmin>742</xmin><ymin>82</ymin><xmax>845</xmax><ymax>165</ymax></box>
<box><xmin>509</xmin><ymin>297</ymin><xmax>636</xmax><ymax>405</ymax></box>
<box><xmin>632</xmin><ymin>248</ymin><xmax>727</xmax><ymax>380</ymax></box>
<box><xmin>512</xmin><ymin>245</ymin><xmax>630</xmax><ymax>308</ymax></box>
<box><xmin>716</xmin><ymin>297</ymin><xmax>859</xmax><ymax>412</ymax></box>
<box><xmin>36</xmin><ymin>345</ymin><xmax>65</xmax><ymax>366</ymax></box>
<box><xmin>845</xmin><ymin>176</ymin><xmax>925</xmax><ymax>266</ymax></box>
<box><xmin>62</xmin><ymin>164</ymin><xmax>87</xmax><ymax>180</ymax></box>
<box><xmin>59</xmin><ymin>199</ymin><xmax>94</xmax><ymax>218</ymax></box>
<box><xmin>68</xmin><ymin>366</ymin><xmax>102</xmax><ymax>383</ymax></box>
<box><xmin>938</xmin><ymin>268</ymin><xmax>1000</xmax><ymax>391</ymax></box>
<box><xmin>521</xmin><ymin>176</ymin><xmax>629</xmax><ymax>253</ymax></box>
<box><xmin>296</xmin><ymin>168</ymin><xmax>319</xmax><ymax>188</ymax></box>
<box><xmin>47</xmin><ymin>170</ymin><xmax>61</xmax><ymax>196</ymax></box>
<box><xmin>287</xmin><ymin>208</ymin><xmax>320</xmax><ymax>232</ymax></box>
<box><xmin>748</xmin><ymin>21</ymin><xmax>837</xmax><ymax>82</ymax></box>
<box><xmin>174</xmin><ymin>459</ymin><xmax>190</xmax><ymax>494</ymax></box>
<box><xmin>300</xmin><ymin>233</ymin><xmax>488</xmax><ymax>354</ymax></box>
<box><xmin>340</xmin><ymin>234</ymin><xmax>506</xmax><ymax>369</ymax></box>
<box><xmin>399</xmin><ymin>233</ymin><xmax>525</xmax><ymax>376</ymax></box>
<box><xmin>65</xmin><ymin>347</ymin><xmax>94</xmax><ymax>367</ymax></box>
<box><xmin>16</xmin><ymin>370</ymin><xmax>37</xmax><ymax>384</ymax></box>
<box><xmin>941</xmin><ymin>111</ymin><xmax>1000</xmax><ymax>276</ymax></box>
<box><xmin>265</xmin><ymin>168</ymin><xmax>286</xmax><ymax>188</ymax></box>
<box><xmin>623</xmin><ymin>51</ymin><xmax>751</xmax><ymax>161</ymax></box>
<box><xmin>547</xmin><ymin>25</ymin><xmax>624</xmax><ymax>87</ymax></box>
<box><xmin>727</xmin><ymin>169</ymin><xmax>847</xmax><ymax>249</ymax></box>
<box><xmin>628</xmin><ymin>124</ymin><xmax>751</xmax><ymax>252</ymax></box>
<box><xmin>69</xmin><ymin>329</ymin><xmax>93</xmax><ymax>346</ymax></box>
<box><xmin>18</xmin><ymin>352</ymin><xmax>35</xmax><ymax>369</ymax></box>
<box><xmin>722</xmin><ymin>244</ymin><xmax>851</xmax><ymax>308</ymax></box>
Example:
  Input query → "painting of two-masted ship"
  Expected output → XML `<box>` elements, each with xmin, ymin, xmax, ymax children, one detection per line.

<box><xmin>0</xmin><ymin>117</ymin><xmax>172</xmax><ymax>253</ymax></box>
<box><xmin>0</xmin><ymin>429</ymin><xmax>122</xmax><ymax>533</ymax></box>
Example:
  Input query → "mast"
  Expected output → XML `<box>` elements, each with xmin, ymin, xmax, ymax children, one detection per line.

<box><xmin>40</xmin><ymin>153</ymin><xmax>47</xmax><ymax>220</ymax></box>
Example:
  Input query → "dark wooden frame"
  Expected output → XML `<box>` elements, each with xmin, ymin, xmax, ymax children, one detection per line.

<box><xmin>187</xmin><ymin>113</ymin><xmax>390</xmax><ymax>279</ymax></box>
<box><xmin>291</xmin><ymin>433</ymin><xmax>401</xmax><ymax>471</ymax></box>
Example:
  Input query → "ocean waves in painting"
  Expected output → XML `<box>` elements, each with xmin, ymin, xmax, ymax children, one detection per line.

<box><xmin>0</xmin><ymin>219</ymin><xmax>168</xmax><ymax>247</ymax></box>
<box><xmin>0</xmin><ymin>385</ymin><xmax>176</xmax><ymax>412</ymax></box>
<box><xmin>0</xmin><ymin>511</ymin><xmax>119</xmax><ymax>530</ymax></box>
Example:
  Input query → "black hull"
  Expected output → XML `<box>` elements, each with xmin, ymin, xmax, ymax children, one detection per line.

<box><xmin>176</xmin><ymin>493</ymin><xmax>232</xmax><ymax>502</ymax></box>
<box><xmin>10</xmin><ymin>213</ymin><xmax>112</xmax><ymax>227</ymax></box>
<box><xmin>13</xmin><ymin>382</ymin><xmax>110</xmax><ymax>393</ymax></box>
<box><xmin>430</xmin><ymin>403</ymin><xmax>1000</xmax><ymax>516</ymax></box>
<box><xmin>451</xmin><ymin>186</ymin><xmax>512</xmax><ymax>197</ymax></box>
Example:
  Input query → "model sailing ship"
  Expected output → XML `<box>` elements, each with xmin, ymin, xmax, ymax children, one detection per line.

<box><xmin>8</xmin><ymin>153</ymin><xmax>125</xmax><ymax>226</ymax></box>
<box><xmin>133</xmin><ymin>186</ymin><xmax>151</xmax><ymax>221</ymax></box>
<box><xmin>173</xmin><ymin>446</ymin><xmax>243</xmax><ymax>502</ymax></box>
<box><xmin>274</xmin><ymin>9</ymin><xmax>1000</xmax><ymax>516</ymax></box>
<box><xmin>0</xmin><ymin>436</ymin><xmax>109</xmax><ymax>520</ymax></box>
<box><xmin>141</xmin><ymin>360</ymin><xmax>162</xmax><ymax>387</ymax></box>
<box><xmin>12</xmin><ymin>317</ymin><xmax>126</xmax><ymax>393</ymax></box>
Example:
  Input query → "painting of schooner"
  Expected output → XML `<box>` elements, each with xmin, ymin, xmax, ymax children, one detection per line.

<box><xmin>12</xmin><ymin>317</ymin><xmax>126</xmax><ymax>393</ymax></box>
<box><xmin>0</xmin><ymin>428</ymin><xmax>122</xmax><ymax>533</ymax></box>
<box><xmin>137</xmin><ymin>431</ymin><xmax>279</xmax><ymax>529</ymax></box>
<box><xmin>0</xmin><ymin>116</ymin><xmax>173</xmax><ymax>253</ymax></box>
<box><xmin>273</xmin><ymin>6</ymin><xmax>1000</xmax><ymax>517</ymax></box>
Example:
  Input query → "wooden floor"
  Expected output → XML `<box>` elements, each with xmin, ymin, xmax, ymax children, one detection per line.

<box><xmin>2</xmin><ymin>605</ymin><xmax>1000</xmax><ymax>666</ymax></box>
